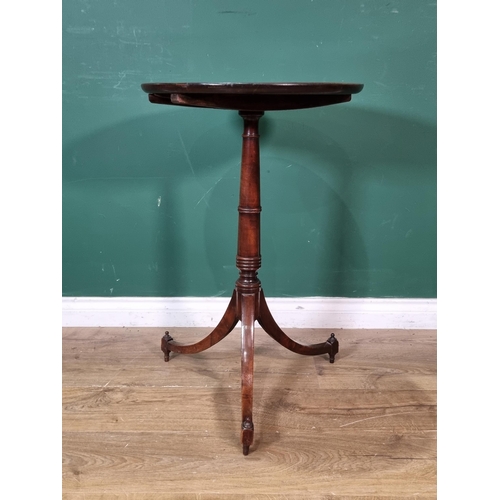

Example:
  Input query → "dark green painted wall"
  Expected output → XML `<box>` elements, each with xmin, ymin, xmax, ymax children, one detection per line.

<box><xmin>63</xmin><ymin>0</ymin><xmax>436</xmax><ymax>298</ymax></box>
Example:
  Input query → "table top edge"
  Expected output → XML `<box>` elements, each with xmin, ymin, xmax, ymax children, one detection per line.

<box><xmin>141</xmin><ymin>82</ymin><xmax>364</xmax><ymax>95</ymax></box>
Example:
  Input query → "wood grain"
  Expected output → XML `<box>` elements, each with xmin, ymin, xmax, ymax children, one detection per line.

<box><xmin>64</xmin><ymin>495</ymin><xmax>436</xmax><ymax>500</ymax></box>
<box><xmin>62</xmin><ymin>327</ymin><xmax>436</xmax><ymax>498</ymax></box>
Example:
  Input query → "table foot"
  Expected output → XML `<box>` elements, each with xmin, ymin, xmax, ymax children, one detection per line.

<box><xmin>160</xmin><ymin>290</ymin><xmax>239</xmax><ymax>361</ymax></box>
<box><xmin>241</xmin><ymin>418</ymin><xmax>254</xmax><ymax>456</ymax></box>
<box><xmin>257</xmin><ymin>289</ymin><xmax>339</xmax><ymax>361</ymax></box>
<box><xmin>327</xmin><ymin>332</ymin><xmax>339</xmax><ymax>363</ymax></box>
<box><xmin>161</xmin><ymin>332</ymin><xmax>174</xmax><ymax>362</ymax></box>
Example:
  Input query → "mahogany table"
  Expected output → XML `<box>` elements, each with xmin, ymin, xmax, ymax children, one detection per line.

<box><xmin>141</xmin><ymin>82</ymin><xmax>364</xmax><ymax>455</ymax></box>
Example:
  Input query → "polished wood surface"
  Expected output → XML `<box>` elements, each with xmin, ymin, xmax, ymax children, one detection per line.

<box><xmin>142</xmin><ymin>82</ymin><xmax>363</xmax><ymax>454</ymax></box>
<box><xmin>141</xmin><ymin>81</ymin><xmax>364</xmax><ymax>94</ymax></box>
<box><xmin>62</xmin><ymin>327</ymin><xmax>437</xmax><ymax>499</ymax></box>
<box><xmin>141</xmin><ymin>81</ymin><xmax>363</xmax><ymax>111</ymax></box>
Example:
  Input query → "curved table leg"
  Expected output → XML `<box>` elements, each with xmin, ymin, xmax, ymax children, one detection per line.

<box><xmin>257</xmin><ymin>290</ymin><xmax>339</xmax><ymax>363</ymax></box>
<box><xmin>240</xmin><ymin>293</ymin><xmax>256</xmax><ymax>455</ymax></box>
<box><xmin>161</xmin><ymin>290</ymin><xmax>239</xmax><ymax>361</ymax></box>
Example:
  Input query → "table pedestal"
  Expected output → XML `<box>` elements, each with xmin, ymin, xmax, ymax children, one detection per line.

<box><xmin>160</xmin><ymin>111</ymin><xmax>339</xmax><ymax>455</ymax></box>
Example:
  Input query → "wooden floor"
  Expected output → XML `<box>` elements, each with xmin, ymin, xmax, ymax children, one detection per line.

<box><xmin>62</xmin><ymin>327</ymin><xmax>437</xmax><ymax>499</ymax></box>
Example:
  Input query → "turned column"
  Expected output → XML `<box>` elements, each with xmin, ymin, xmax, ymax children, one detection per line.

<box><xmin>236</xmin><ymin>111</ymin><xmax>263</xmax><ymax>294</ymax></box>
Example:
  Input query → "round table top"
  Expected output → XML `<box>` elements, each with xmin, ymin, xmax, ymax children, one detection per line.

<box><xmin>141</xmin><ymin>82</ymin><xmax>363</xmax><ymax>111</ymax></box>
<box><xmin>141</xmin><ymin>82</ymin><xmax>363</xmax><ymax>95</ymax></box>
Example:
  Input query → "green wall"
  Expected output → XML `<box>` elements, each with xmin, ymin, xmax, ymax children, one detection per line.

<box><xmin>63</xmin><ymin>0</ymin><xmax>436</xmax><ymax>298</ymax></box>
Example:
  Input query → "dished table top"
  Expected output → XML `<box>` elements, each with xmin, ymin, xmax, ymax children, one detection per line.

<box><xmin>141</xmin><ymin>82</ymin><xmax>364</xmax><ymax>111</ymax></box>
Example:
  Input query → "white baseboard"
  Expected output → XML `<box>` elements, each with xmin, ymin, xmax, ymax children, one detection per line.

<box><xmin>62</xmin><ymin>296</ymin><xmax>436</xmax><ymax>329</ymax></box>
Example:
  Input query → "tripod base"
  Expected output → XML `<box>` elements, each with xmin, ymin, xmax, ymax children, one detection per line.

<box><xmin>161</xmin><ymin>287</ymin><xmax>339</xmax><ymax>455</ymax></box>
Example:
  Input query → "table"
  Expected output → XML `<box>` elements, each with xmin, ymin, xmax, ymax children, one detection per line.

<box><xmin>141</xmin><ymin>82</ymin><xmax>364</xmax><ymax>455</ymax></box>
